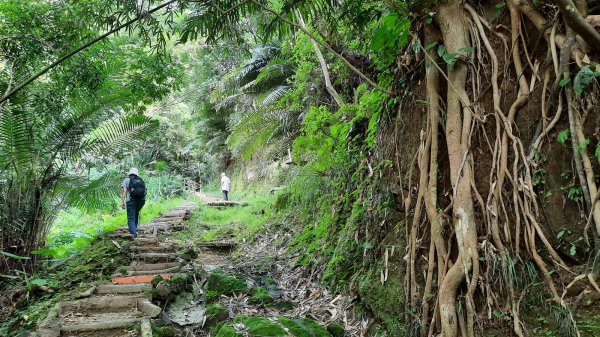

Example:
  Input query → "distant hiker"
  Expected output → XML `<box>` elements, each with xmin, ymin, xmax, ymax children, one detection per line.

<box><xmin>221</xmin><ymin>172</ymin><xmax>231</xmax><ymax>201</ymax></box>
<box><xmin>121</xmin><ymin>168</ymin><xmax>146</xmax><ymax>238</ymax></box>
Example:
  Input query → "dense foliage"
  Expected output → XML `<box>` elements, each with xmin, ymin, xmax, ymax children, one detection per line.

<box><xmin>3</xmin><ymin>0</ymin><xmax>600</xmax><ymax>336</ymax></box>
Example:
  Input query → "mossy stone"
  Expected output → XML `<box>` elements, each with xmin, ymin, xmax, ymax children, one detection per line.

<box><xmin>242</xmin><ymin>317</ymin><xmax>287</xmax><ymax>336</ymax></box>
<box><xmin>151</xmin><ymin>275</ymin><xmax>164</xmax><ymax>286</ymax></box>
<box><xmin>299</xmin><ymin>318</ymin><xmax>332</xmax><ymax>337</ymax></box>
<box><xmin>179</xmin><ymin>247</ymin><xmax>198</xmax><ymax>261</ymax></box>
<box><xmin>250</xmin><ymin>287</ymin><xmax>274</xmax><ymax>305</ymax></box>
<box><xmin>205</xmin><ymin>304</ymin><xmax>228</xmax><ymax>327</ymax></box>
<box><xmin>168</xmin><ymin>274</ymin><xmax>190</xmax><ymax>294</ymax></box>
<box><xmin>277</xmin><ymin>317</ymin><xmax>332</xmax><ymax>337</ymax></box>
<box><xmin>204</xmin><ymin>269</ymin><xmax>248</xmax><ymax>302</ymax></box>
<box><xmin>152</xmin><ymin>325</ymin><xmax>177</xmax><ymax>337</ymax></box>
<box><xmin>327</xmin><ymin>323</ymin><xmax>346</xmax><ymax>337</ymax></box>
<box><xmin>358</xmin><ymin>267</ymin><xmax>405</xmax><ymax>336</ymax></box>
<box><xmin>214</xmin><ymin>324</ymin><xmax>243</xmax><ymax>337</ymax></box>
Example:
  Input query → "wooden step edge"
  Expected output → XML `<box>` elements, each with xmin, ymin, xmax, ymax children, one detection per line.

<box><xmin>96</xmin><ymin>283</ymin><xmax>153</xmax><ymax>294</ymax></box>
<box><xmin>122</xmin><ymin>262</ymin><xmax>181</xmax><ymax>271</ymax></box>
<box><xmin>60</xmin><ymin>295</ymin><xmax>143</xmax><ymax>313</ymax></box>
<box><xmin>60</xmin><ymin>317</ymin><xmax>142</xmax><ymax>332</ymax></box>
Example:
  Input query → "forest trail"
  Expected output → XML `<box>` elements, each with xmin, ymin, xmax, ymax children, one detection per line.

<box><xmin>36</xmin><ymin>204</ymin><xmax>197</xmax><ymax>337</ymax></box>
<box><xmin>34</xmin><ymin>196</ymin><xmax>356</xmax><ymax>336</ymax></box>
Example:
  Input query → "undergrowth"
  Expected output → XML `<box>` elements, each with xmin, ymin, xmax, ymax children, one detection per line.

<box><xmin>170</xmin><ymin>193</ymin><xmax>273</xmax><ymax>245</ymax></box>
<box><xmin>0</xmin><ymin>238</ymin><xmax>130</xmax><ymax>335</ymax></box>
<box><xmin>45</xmin><ymin>197</ymin><xmax>186</xmax><ymax>258</ymax></box>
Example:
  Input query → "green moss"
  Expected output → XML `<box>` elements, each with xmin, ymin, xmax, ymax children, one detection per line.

<box><xmin>205</xmin><ymin>304</ymin><xmax>228</xmax><ymax>326</ymax></box>
<box><xmin>277</xmin><ymin>317</ymin><xmax>332</xmax><ymax>337</ymax></box>
<box><xmin>152</xmin><ymin>325</ymin><xmax>177</xmax><ymax>337</ymax></box>
<box><xmin>242</xmin><ymin>317</ymin><xmax>287</xmax><ymax>336</ymax></box>
<box><xmin>167</xmin><ymin>274</ymin><xmax>190</xmax><ymax>294</ymax></box>
<box><xmin>179</xmin><ymin>247</ymin><xmax>198</xmax><ymax>261</ymax></box>
<box><xmin>357</xmin><ymin>267</ymin><xmax>405</xmax><ymax>336</ymax></box>
<box><xmin>214</xmin><ymin>324</ymin><xmax>243</xmax><ymax>337</ymax></box>
<box><xmin>327</xmin><ymin>323</ymin><xmax>345</xmax><ymax>337</ymax></box>
<box><xmin>277</xmin><ymin>317</ymin><xmax>309</xmax><ymax>337</ymax></box>
<box><xmin>250</xmin><ymin>287</ymin><xmax>274</xmax><ymax>305</ymax></box>
<box><xmin>204</xmin><ymin>269</ymin><xmax>248</xmax><ymax>302</ymax></box>
<box><xmin>298</xmin><ymin>318</ymin><xmax>331</xmax><ymax>336</ymax></box>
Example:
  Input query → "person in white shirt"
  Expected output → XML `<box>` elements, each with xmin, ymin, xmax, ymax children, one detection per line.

<box><xmin>220</xmin><ymin>172</ymin><xmax>231</xmax><ymax>201</ymax></box>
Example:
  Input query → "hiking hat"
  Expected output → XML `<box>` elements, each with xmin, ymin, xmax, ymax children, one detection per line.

<box><xmin>128</xmin><ymin>167</ymin><xmax>139</xmax><ymax>176</ymax></box>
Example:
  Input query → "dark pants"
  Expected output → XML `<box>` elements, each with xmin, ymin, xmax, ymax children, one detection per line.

<box><xmin>222</xmin><ymin>190</ymin><xmax>229</xmax><ymax>201</ymax></box>
<box><xmin>126</xmin><ymin>199</ymin><xmax>145</xmax><ymax>236</ymax></box>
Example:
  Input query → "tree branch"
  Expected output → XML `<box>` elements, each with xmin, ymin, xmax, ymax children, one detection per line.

<box><xmin>554</xmin><ymin>0</ymin><xmax>600</xmax><ymax>55</ymax></box>
<box><xmin>294</xmin><ymin>11</ymin><xmax>345</xmax><ymax>106</ymax></box>
<box><xmin>249</xmin><ymin>0</ymin><xmax>394</xmax><ymax>96</ymax></box>
<box><xmin>0</xmin><ymin>0</ymin><xmax>178</xmax><ymax>105</ymax></box>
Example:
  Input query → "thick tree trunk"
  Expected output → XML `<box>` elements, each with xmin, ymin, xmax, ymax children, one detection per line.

<box><xmin>436</xmin><ymin>2</ymin><xmax>480</xmax><ymax>337</ymax></box>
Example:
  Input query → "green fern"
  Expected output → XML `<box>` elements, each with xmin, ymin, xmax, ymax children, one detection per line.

<box><xmin>81</xmin><ymin>114</ymin><xmax>159</xmax><ymax>154</ymax></box>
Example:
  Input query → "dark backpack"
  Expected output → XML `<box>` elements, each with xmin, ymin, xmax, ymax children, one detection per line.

<box><xmin>128</xmin><ymin>176</ymin><xmax>146</xmax><ymax>200</ymax></box>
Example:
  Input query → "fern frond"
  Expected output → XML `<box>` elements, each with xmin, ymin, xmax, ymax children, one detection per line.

<box><xmin>61</xmin><ymin>173</ymin><xmax>120</xmax><ymax>211</ymax></box>
<box><xmin>261</xmin><ymin>85</ymin><xmax>294</xmax><ymax>106</ymax></box>
<box><xmin>0</xmin><ymin>103</ymin><xmax>33</xmax><ymax>171</ymax></box>
<box><xmin>241</xmin><ymin>64</ymin><xmax>294</xmax><ymax>94</ymax></box>
<box><xmin>81</xmin><ymin>114</ymin><xmax>158</xmax><ymax>155</ymax></box>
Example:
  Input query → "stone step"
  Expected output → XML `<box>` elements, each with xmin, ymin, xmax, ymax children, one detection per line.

<box><xmin>61</xmin><ymin>315</ymin><xmax>142</xmax><ymax>333</ymax></box>
<box><xmin>114</xmin><ymin>266</ymin><xmax>180</xmax><ymax>277</ymax></box>
<box><xmin>112</xmin><ymin>274</ymin><xmax>173</xmax><ymax>284</ymax></box>
<box><xmin>130</xmin><ymin>244</ymin><xmax>175</xmax><ymax>253</ymax></box>
<box><xmin>132</xmin><ymin>237</ymin><xmax>159</xmax><ymax>245</ymax></box>
<box><xmin>60</xmin><ymin>295</ymin><xmax>144</xmax><ymax>314</ymax></box>
<box><xmin>96</xmin><ymin>283</ymin><xmax>153</xmax><ymax>294</ymax></box>
<box><xmin>132</xmin><ymin>252</ymin><xmax>178</xmax><ymax>263</ymax></box>
<box><xmin>206</xmin><ymin>201</ymin><xmax>246</xmax><ymax>207</ymax></box>
<box><xmin>123</xmin><ymin>262</ymin><xmax>180</xmax><ymax>271</ymax></box>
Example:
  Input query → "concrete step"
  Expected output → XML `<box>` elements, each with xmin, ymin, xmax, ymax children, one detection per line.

<box><xmin>123</xmin><ymin>262</ymin><xmax>180</xmax><ymax>271</ymax></box>
<box><xmin>132</xmin><ymin>252</ymin><xmax>178</xmax><ymax>263</ymax></box>
<box><xmin>130</xmin><ymin>244</ymin><xmax>175</xmax><ymax>253</ymax></box>
<box><xmin>96</xmin><ymin>283</ymin><xmax>153</xmax><ymax>294</ymax></box>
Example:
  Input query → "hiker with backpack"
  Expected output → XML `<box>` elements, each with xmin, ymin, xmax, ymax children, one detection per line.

<box><xmin>121</xmin><ymin>168</ymin><xmax>146</xmax><ymax>238</ymax></box>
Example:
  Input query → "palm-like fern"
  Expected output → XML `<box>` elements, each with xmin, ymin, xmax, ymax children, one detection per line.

<box><xmin>0</xmin><ymin>94</ymin><xmax>160</xmax><ymax>257</ymax></box>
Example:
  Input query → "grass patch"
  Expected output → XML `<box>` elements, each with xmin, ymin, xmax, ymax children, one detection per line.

<box><xmin>170</xmin><ymin>193</ymin><xmax>273</xmax><ymax>245</ymax></box>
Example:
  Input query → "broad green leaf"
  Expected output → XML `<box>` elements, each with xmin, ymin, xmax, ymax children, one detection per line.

<box><xmin>0</xmin><ymin>251</ymin><xmax>30</xmax><ymax>260</ymax></box>
<box><xmin>557</xmin><ymin>130</ymin><xmax>570</xmax><ymax>145</ymax></box>
<box><xmin>570</xmin><ymin>245</ymin><xmax>577</xmax><ymax>256</ymax></box>
<box><xmin>30</xmin><ymin>278</ymin><xmax>48</xmax><ymax>286</ymax></box>
<box><xmin>31</xmin><ymin>248</ymin><xmax>58</xmax><ymax>257</ymax></box>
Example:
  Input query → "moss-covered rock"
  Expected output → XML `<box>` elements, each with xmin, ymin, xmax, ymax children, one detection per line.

<box><xmin>179</xmin><ymin>247</ymin><xmax>198</xmax><ymax>261</ymax></box>
<box><xmin>168</xmin><ymin>273</ymin><xmax>190</xmax><ymax>294</ymax></box>
<box><xmin>213</xmin><ymin>324</ymin><xmax>243</xmax><ymax>337</ymax></box>
<box><xmin>204</xmin><ymin>269</ymin><xmax>248</xmax><ymax>302</ymax></box>
<box><xmin>250</xmin><ymin>287</ymin><xmax>274</xmax><ymax>305</ymax></box>
<box><xmin>240</xmin><ymin>317</ymin><xmax>287</xmax><ymax>336</ymax></box>
<box><xmin>277</xmin><ymin>317</ymin><xmax>332</xmax><ymax>337</ymax></box>
<box><xmin>152</xmin><ymin>324</ymin><xmax>177</xmax><ymax>337</ymax></box>
<box><xmin>327</xmin><ymin>323</ymin><xmax>346</xmax><ymax>337</ymax></box>
<box><xmin>205</xmin><ymin>304</ymin><xmax>229</xmax><ymax>327</ymax></box>
<box><xmin>357</xmin><ymin>267</ymin><xmax>405</xmax><ymax>336</ymax></box>
<box><xmin>151</xmin><ymin>275</ymin><xmax>165</xmax><ymax>286</ymax></box>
